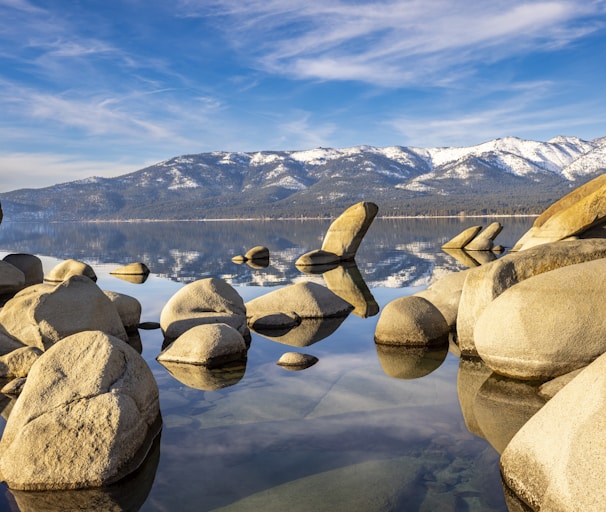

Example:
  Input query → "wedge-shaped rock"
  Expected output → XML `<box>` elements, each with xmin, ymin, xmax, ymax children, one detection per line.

<box><xmin>0</xmin><ymin>331</ymin><xmax>161</xmax><ymax>490</ymax></box>
<box><xmin>457</xmin><ymin>239</ymin><xmax>606</xmax><ymax>357</ymax></box>
<box><xmin>501</xmin><ymin>351</ymin><xmax>606</xmax><ymax>511</ymax></box>
<box><xmin>296</xmin><ymin>202</ymin><xmax>378</xmax><ymax>266</ymax></box>
<box><xmin>245</xmin><ymin>281</ymin><xmax>353</xmax><ymax>319</ymax></box>
<box><xmin>464</xmin><ymin>221</ymin><xmax>502</xmax><ymax>251</ymax></box>
<box><xmin>475</xmin><ymin>258</ymin><xmax>606</xmax><ymax>380</ymax></box>
<box><xmin>374</xmin><ymin>296</ymin><xmax>449</xmax><ymax>346</ymax></box>
<box><xmin>321</xmin><ymin>262</ymin><xmax>379</xmax><ymax>318</ymax></box>
<box><xmin>441</xmin><ymin>225</ymin><xmax>482</xmax><ymax>250</ymax></box>
<box><xmin>512</xmin><ymin>173</ymin><xmax>606</xmax><ymax>251</ymax></box>
<box><xmin>45</xmin><ymin>258</ymin><xmax>97</xmax><ymax>282</ymax></box>
<box><xmin>0</xmin><ymin>275</ymin><xmax>128</xmax><ymax>350</ymax></box>
<box><xmin>158</xmin><ymin>323</ymin><xmax>247</xmax><ymax>367</ymax></box>
<box><xmin>2</xmin><ymin>254</ymin><xmax>43</xmax><ymax>287</ymax></box>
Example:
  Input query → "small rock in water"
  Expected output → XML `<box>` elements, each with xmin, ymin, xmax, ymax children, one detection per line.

<box><xmin>276</xmin><ymin>352</ymin><xmax>318</xmax><ymax>370</ymax></box>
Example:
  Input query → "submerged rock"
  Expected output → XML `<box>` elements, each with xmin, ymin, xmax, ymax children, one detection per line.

<box><xmin>0</xmin><ymin>331</ymin><xmax>161</xmax><ymax>491</ymax></box>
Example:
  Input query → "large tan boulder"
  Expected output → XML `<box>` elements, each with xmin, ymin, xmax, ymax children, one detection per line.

<box><xmin>45</xmin><ymin>258</ymin><xmax>97</xmax><ymax>283</ymax></box>
<box><xmin>441</xmin><ymin>225</ymin><xmax>482</xmax><ymax>250</ymax></box>
<box><xmin>463</xmin><ymin>221</ymin><xmax>502</xmax><ymax>251</ymax></box>
<box><xmin>0</xmin><ymin>275</ymin><xmax>128</xmax><ymax>350</ymax></box>
<box><xmin>103</xmin><ymin>290</ymin><xmax>142</xmax><ymax>332</ymax></box>
<box><xmin>0</xmin><ymin>331</ymin><xmax>161</xmax><ymax>490</ymax></box>
<box><xmin>2</xmin><ymin>254</ymin><xmax>43</xmax><ymax>287</ymax></box>
<box><xmin>160</xmin><ymin>278</ymin><xmax>247</xmax><ymax>340</ymax></box>
<box><xmin>295</xmin><ymin>202</ymin><xmax>378</xmax><ymax>266</ymax></box>
<box><xmin>246</xmin><ymin>281</ymin><xmax>353</xmax><ymax>320</ymax></box>
<box><xmin>512</xmin><ymin>173</ymin><xmax>606</xmax><ymax>251</ymax></box>
<box><xmin>474</xmin><ymin>258</ymin><xmax>606</xmax><ymax>380</ymax></box>
<box><xmin>500</xmin><ymin>350</ymin><xmax>606</xmax><ymax>511</ymax></box>
<box><xmin>0</xmin><ymin>260</ymin><xmax>25</xmax><ymax>297</ymax></box>
<box><xmin>0</xmin><ymin>326</ymin><xmax>25</xmax><ymax>356</ymax></box>
<box><xmin>374</xmin><ymin>296</ymin><xmax>449</xmax><ymax>346</ymax></box>
<box><xmin>415</xmin><ymin>269</ymin><xmax>470</xmax><ymax>327</ymax></box>
<box><xmin>157</xmin><ymin>323</ymin><xmax>247</xmax><ymax>367</ymax></box>
<box><xmin>457</xmin><ymin>239</ymin><xmax>606</xmax><ymax>356</ymax></box>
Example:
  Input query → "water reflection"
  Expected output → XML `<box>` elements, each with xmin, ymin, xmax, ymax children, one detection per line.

<box><xmin>0</xmin><ymin>217</ymin><xmax>537</xmax><ymax>511</ymax></box>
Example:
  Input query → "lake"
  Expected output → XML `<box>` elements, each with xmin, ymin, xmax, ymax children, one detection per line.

<box><xmin>0</xmin><ymin>217</ymin><xmax>535</xmax><ymax>511</ymax></box>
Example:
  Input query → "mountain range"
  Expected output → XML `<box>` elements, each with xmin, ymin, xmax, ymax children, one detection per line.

<box><xmin>1</xmin><ymin>135</ymin><xmax>605</xmax><ymax>221</ymax></box>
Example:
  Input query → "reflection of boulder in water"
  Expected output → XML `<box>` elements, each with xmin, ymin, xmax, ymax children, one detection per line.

<box><xmin>111</xmin><ymin>272</ymin><xmax>149</xmax><ymax>284</ymax></box>
<box><xmin>253</xmin><ymin>316</ymin><xmax>347</xmax><ymax>347</ymax></box>
<box><xmin>158</xmin><ymin>359</ymin><xmax>247</xmax><ymax>391</ymax></box>
<box><xmin>9</xmin><ymin>433</ymin><xmax>161</xmax><ymax>512</ymax></box>
<box><xmin>375</xmin><ymin>343</ymin><xmax>448</xmax><ymax>380</ymax></box>
<box><xmin>457</xmin><ymin>358</ymin><xmax>493</xmax><ymax>439</ymax></box>
<box><xmin>473</xmin><ymin>373</ymin><xmax>546</xmax><ymax>454</ymax></box>
<box><xmin>441</xmin><ymin>248</ymin><xmax>481</xmax><ymax>268</ymax></box>
<box><xmin>321</xmin><ymin>262</ymin><xmax>379</xmax><ymax>318</ymax></box>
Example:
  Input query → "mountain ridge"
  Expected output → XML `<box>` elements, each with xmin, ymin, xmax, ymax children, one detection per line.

<box><xmin>1</xmin><ymin>135</ymin><xmax>605</xmax><ymax>221</ymax></box>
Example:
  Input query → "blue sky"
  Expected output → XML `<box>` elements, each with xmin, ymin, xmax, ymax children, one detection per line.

<box><xmin>1</xmin><ymin>0</ymin><xmax>606</xmax><ymax>191</ymax></box>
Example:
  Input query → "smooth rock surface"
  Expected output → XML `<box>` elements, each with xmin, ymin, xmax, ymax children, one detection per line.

<box><xmin>512</xmin><ymin>173</ymin><xmax>606</xmax><ymax>251</ymax></box>
<box><xmin>104</xmin><ymin>290</ymin><xmax>142</xmax><ymax>332</ymax></box>
<box><xmin>374</xmin><ymin>296</ymin><xmax>449</xmax><ymax>346</ymax></box>
<box><xmin>501</xmin><ymin>351</ymin><xmax>606</xmax><ymax>511</ymax></box>
<box><xmin>0</xmin><ymin>331</ymin><xmax>161</xmax><ymax>490</ymax></box>
<box><xmin>45</xmin><ymin>258</ymin><xmax>97</xmax><ymax>282</ymax></box>
<box><xmin>441</xmin><ymin>225</ymin><xmax>482</xmax><ymax>250</ymax></box>
<box><xmin>464</xmin><ymin>222</ymin><xmax>503</xmax><ymax>251</ymax></box>
<box><xmin>415</xmin><ymin>269</ymin><xmax>470</xmax><ymax>327</ymax></box>
<box><xmin>244</xmin><ymin>246</ymin><xmax>270</xmax><ymax>260</ymax></box>
<box><xmin>246</xmin><ymin>281</ymin><xmax>353</xmax><ymax>319</ymax></box>
<box><xmin>276</xmin><ymin>352</ymin><xmax>318</xmax><ymax>370</ymax></box>
<box><xmin>157</xmin><ymin>323</ymin><xmax>247</xmax><ymax>367</ymax></box>
<box><xmin>475</xmin><ymin>258</ymin><xmax>606</xmax><ymax>380</ymax></box>
<box><xmin>0</xmin><ymin>275</ymin><xmax>128</xmax><ymax>350</ymax></box>
<box><xmin>457</xmin><ymin>239</ymin><xmax>606</xmax><ymax>356</ymax></box>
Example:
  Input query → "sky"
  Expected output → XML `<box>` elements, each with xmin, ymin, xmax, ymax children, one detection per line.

<box><xmin>1</xmin><ymin>0</ymin><xmax>606</xmax><ymax>191</ymax></box>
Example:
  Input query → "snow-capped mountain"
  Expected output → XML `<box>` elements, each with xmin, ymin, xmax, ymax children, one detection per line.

<box><xmin>1</xmin><ymin>136</ymin><xmax>605</xmax><ymax>221</ymax></box>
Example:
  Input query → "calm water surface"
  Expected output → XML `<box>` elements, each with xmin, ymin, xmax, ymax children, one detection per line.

<box><xmin>0</xmin><ymin>217</ymin><xmax>534</xmax><ymax>511</ymax></box>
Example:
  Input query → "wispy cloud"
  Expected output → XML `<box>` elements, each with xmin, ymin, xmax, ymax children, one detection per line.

<box><xmin>181</xmin><ymin>0</ymin><xmax>606</xmax><ymax>86</ymax></box>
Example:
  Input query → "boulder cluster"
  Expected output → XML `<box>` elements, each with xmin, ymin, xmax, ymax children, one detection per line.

<box><xmin>0</xmin><ymin>200</ymin><xmax>379</xmax><ymax>495</ymax></box>
<box><xmin>374</xmin><ymin>173</ymin><xmax>606</xmax><ymax>511</ymax></box>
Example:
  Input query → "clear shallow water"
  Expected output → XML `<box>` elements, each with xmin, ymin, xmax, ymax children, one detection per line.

<box><xmin>0</xmin><ymin>217</ymin><xmax>535</xmax><ymax>511</ymax></box>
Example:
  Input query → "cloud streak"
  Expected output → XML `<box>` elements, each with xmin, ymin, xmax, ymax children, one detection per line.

<box><xmin>183</xmin><ymin>0</ymin><xmax>606</xmax><ymax>86</ymax></box>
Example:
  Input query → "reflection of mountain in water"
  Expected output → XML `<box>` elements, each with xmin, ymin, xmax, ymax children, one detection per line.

<box><xmin>0</xmin><ymin>217</ymin><xmax>534</xmax><ymax>287</ymax></box>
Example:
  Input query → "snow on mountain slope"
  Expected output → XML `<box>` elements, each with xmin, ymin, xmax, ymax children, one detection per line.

<box><xmin>561</xmin><ymin>145</ymin><xmax>606</xmax><ymax>179</ymax></box>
